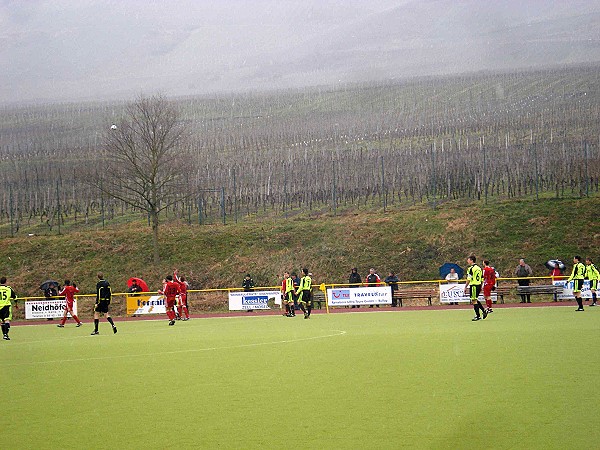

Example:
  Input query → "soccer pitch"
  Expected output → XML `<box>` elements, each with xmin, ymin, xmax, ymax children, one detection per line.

<box><xmin>4</xmin><ymin>307</ymin><xmax>599</xmax><ymax>449</ymax></box>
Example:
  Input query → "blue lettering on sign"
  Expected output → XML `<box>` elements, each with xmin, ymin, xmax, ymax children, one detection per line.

<box><xmin>137</xmin><ymin>299</ymin><xmax>165</xmax><ymax>307</ymax></box>
<box><xmin>331</xmin><ymin>289</ymin><xmax>350</xmax><ymax>299</ymax></box>
<box><xmin>242</xmin><ymin>296</ymin><xmax>269</xmax><ymax>305</ymax></box>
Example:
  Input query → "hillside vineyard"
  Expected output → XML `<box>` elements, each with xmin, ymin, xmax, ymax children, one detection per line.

<box><xmin>0</xmin><ymin>66</ymin><xmax>598</xmax><ymax>235</ymax></box>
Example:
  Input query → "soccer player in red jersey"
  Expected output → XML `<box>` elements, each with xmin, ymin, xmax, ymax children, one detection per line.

<box><xmin>482</xmin><ymin>260</ymin><xmax>497</xmax><ymax>314</ymax></box>
<box><xmin>57</xmin><ymin>280</ymin><xmax>83</xmax><ymax>328</ymax></box>
<box><xmin>160</xmin><ymin>275</ymin><xmax>180</xmax><ymax>326</ymax></box>
<box><xmin>174</xmin><ymin>269</ymin><xmax>190</xmax><ymax>321</ymax></box>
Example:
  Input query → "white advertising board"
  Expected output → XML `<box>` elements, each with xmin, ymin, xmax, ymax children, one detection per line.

<box><xmin>554</xmin><ymin>280</ymin><xmax>595</xmax><ymax>300</ymax></box>
<box><xmin>25</xmin><ymin>299</ymin><xmax>78</xmax><ymax>320</ymax></box>
<box><xmin>326</xmin><ymin>286</ymin><xmax>392</xmax><ymax>307</ymax></box>
<box><xmin>439</xmin><ymin>283</ymin><xmax>496</xmax><ymax>303</ymax></box>
<box><xmin>228</xmin><ymin>290</ymin><xmax>282</xmax><ymax>311</ymax></box>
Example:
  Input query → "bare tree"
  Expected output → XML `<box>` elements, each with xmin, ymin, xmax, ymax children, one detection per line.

<box><xmin>98</xmin><ymin>94</ymin><xmax>189</xmax><ymax>263</ymax></box>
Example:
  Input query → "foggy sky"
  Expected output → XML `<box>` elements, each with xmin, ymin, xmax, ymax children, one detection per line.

<box><xmin>1</xmin><ymin>0</ymin><xmax>599</xmax><ymax>105</ymax></box>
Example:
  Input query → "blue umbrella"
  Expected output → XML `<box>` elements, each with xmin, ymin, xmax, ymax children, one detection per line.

<box><xmin>439</xmin><ymin>263</ymin><xmax>464</xmax><ymax>280</ymax></box>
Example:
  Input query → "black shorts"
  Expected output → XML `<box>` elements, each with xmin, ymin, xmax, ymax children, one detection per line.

<box><xmin>298</xmin><ymin>291</ymin><xmax>312</xmax><ymax>304</ymax></box>
<box><xmin>573</xmin><ymin>279</ymin><xmax>584</xmax><ymax>293</ymax></box>
<box><xmin>95</xmin><ymin>300</ymin><xmax>110</xmax><ymax>313</ymax></box>
<box><xmin>0</xmin><ymin>305</ymin><xmax>10</xmax><ymax>321</ymax></box>
<box><xmin>469</xmin><ymin>284</ymin><xmax>482</xmax><ymax>301</ymax></box>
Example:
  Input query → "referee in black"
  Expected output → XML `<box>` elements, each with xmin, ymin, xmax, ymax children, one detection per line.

<box><xmin>91</xmin><ymin>272</ymin><xmax>117</xmax><ymax>335</ymax></box>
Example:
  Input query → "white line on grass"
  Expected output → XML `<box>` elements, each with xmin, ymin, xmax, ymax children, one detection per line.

<box><xmin>5</xmin><ymin>329</ymin><xmax>347</xmax><ymax>366</ymax></box>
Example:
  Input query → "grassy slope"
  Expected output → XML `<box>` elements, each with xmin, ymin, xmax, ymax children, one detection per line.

<box><xmin>5</xmin><ymin>308</ymin><xmax>600</xmax><ymax>449</ymax></box>
<box><xmin>0</xmin><ymin>194</ymin><xmax>598</xmax><ymax>300</ymax></box>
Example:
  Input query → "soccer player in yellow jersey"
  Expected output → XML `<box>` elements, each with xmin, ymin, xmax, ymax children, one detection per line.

<box><xmin>567</xmin><ymin>255</ymin><xmax>586</xmax><ymax>311</ymax></box>
<box><xmin>464</xmin><ymin>255</ymin><xmax>487</xmax><ymax>321</ymax></box>
<box><xmin>585</xmin><ymin>258</ymin><xmax>599</xmax><ymax>307</ymax></box>
<box><xmin>0</xmin><ymin>277</ymin><xmax>17</xmax><ymax>340</ymax></box>
<box><xmin>296</xmin><ymin>268</ymin><xmax>312</xmax><ymax>319</ymax></box>
<box><xmin>281</xmin><ymin>272</ymin><xmax>296</xmax><ymax>317</ymax></box>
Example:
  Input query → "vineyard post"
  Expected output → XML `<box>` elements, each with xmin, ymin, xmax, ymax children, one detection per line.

<box><xmin>233</xmin><ymin>167</ymin><xmax>238</xmax><ymax>223</ymax></box>
<box><xmin>381</xmin><ymin>155</ymin><xmax>387</xmax><ymax>212</ymax></box>
<box><xmin>332</xmin><ymin>158</ymin><xmax>337</xmax><ymax>216</ymax></box>
<box><xmin>9</xmin><ymin>185</ymin><xmax>14</xmax><ymax>238</ymax></box>
<box><xmin>221</xmin><ymin>187</ymin><xmax>226</xmax><ymax>225</ymax></box>
<box><xmin>431</xmin><ymin>142</ymin><xmax>437</xmax><ymax>210</ymax></box>
<box><xmin>584</xmin><ymin>141</ymin><xmax>589</xmax><ymax>197</ymax></box>
<box><xmin>56</xmin><ymin>180</ymin><xmax>61</xmax><ymax>235</ymax></box>
<box><xmin>532</xmin><ymin>143</ymin><xmax>539</xmax><ymax>201</ymax></box>
<box><xmin>198</xmin><ymin>197</ymin><xmax>203</xmax><ymax>225</ymax></box>
<box><xmin>483</xmin><ymin>139</ymin><xmax>488</xmax><ymax>205</ymax></box>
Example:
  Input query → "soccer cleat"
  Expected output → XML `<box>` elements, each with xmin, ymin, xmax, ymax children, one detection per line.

<box><xmin>482</xmin><ymin>310</ymin><xmax>488</xmax><ymax>319</ymax></box>
<box><xmin>472</xmin><ymin>316</ymin><xmax>481</xmax><ymax>321</ymax></box>
<box><xmin>182</xmin><ymin>317</ymin><xmax>189</xmax><ymax>321</ymax></box>
<box><xmin>90</xmin><ymin>330</ymin><xmax>99</xmax><ymax>335</ymax></box>
<box><xmin>168</xmin><ymin>320</ymin><xmax>175</xmax><ymax>326</ymax></box>
<box><xmin>576</xmin><ymin>308</ymin><xmax>584</xmax><ymax>311</ymax></box>
<box><xmin>76</xmin><ymin>322</ymin><xmax>83</xmax><ymax>327</ymax></box>
<box><xmin>112</xmin><ymin>326</ymin><xmax>117</xmax><ymax>334</ymax></box>
<box><xmin>3</xmin><ymin>334</ymin><xmax>9</xmax><ymax>340</ymax></box>
<box><xmin>57</xmin><ymin>324</ymin><xmax>64</xmax><ymax>328</ymax></box>
<box><xmin>487</xmin><ymin>308</ymin><xmax>493</xmax><ymax>313</ymax></box>
<box><xmin>590</xmin><ymin>303</ymin><xmax>597</xmax><ymax>307</ymax></box>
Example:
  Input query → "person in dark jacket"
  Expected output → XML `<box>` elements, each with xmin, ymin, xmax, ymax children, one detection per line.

<box><xmin>385</xmin><ymin>272</ymin><xmax>400</xmax><ymax>307</ymax></box>
<box><xmin>348</xmin><ymin>268</ymin><xmax>362</xmax><ymax>308</ymax></box>
<box><xmin>242</xmin><ymin>274</ymin><xmax>255</xmax><ymax>312</ymax></box>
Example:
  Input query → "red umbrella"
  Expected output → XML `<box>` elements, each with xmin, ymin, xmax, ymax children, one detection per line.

<box><xmin>127</xmin><ymin>277</ymin><xmax>149</xmax><ymax>292</ymax></box>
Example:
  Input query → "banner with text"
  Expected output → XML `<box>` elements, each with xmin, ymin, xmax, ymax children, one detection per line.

<box><xmin>439</xmin><ymin>283</ymin><xmax>496</xmax><ymax>303</ymax></box>
<box><xmin>25</xmin><ymin>299</ymin><xmax>78</xmax><ymax>320</ymax></box>
<box><xmin>126</xmin><ymin>295</ymin><xmax>166</xmax><ymax>315</ymax></box>
<box><xmin>228</xmin><ymin>290</ymin><xmax>282</xmax><ymax>311</ymax></box>
<box><xmin>554</xmin><ymin>280</ymin><xmax>594</xmax><ymax>300</ymax></box>
<box><xmin>327</xmin><ymin>286</ymin><xmax>392</xmax><ymax>307</ymax></box>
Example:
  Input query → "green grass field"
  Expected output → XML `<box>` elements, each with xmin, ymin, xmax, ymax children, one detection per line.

<box><xmin>5</xmin><ymin>307</ymin><xmax>599</xmax><ymax>449</ymax></box>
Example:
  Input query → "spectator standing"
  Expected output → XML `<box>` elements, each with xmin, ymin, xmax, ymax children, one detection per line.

<box><xmin>348</xmin><ymin>268</ymin><xmax>362</xmax><ymax>308</ymax></box>
<box><xmin>384</xmin><ymin>272</ymin><xmax>399</xmax><ymax>307</ymax></box>
<box><xmin>44</xmin><ymin>282</ymin><xmax>59</xmax><ymax>321</ymax></box>
<box><xmin>515</xmin><ymin>259</ymin><xmax>533</xmax><ymax>303</ymax></box>
<box><xmin>365</xmin><ymin>268</ymin><xmax>382</xmax><ymax>308</ymax></box>
<box><xmin>57</xmin><ymin>280</ymin><xmax>82</xmax><ymax>328</ymax></box>
<box><xmin>0</xmin><ymin>277</ymin><xmax>17</xmax><ymax>340</ymax></box>
<box><xmin>567</xmin><ymin>256</ymin><xmax>586</xmax><ymax>311</ymax></box>
<box><xmin>465</xmin><ymin>255</ymin><xmax>487</xmax><ymax>321</ymax></box>
<box><xmin>445</xmin><ymin>268</ymin><xmax>459</xmax><ymax>283</ymax></box>
<box><xmin>445</xmin><ymin>268</ymin><xmax>460</xmax><ymax>305</ymax></box>
<box><xmin>349</xmin><ymin>268</ymin><xmax>362</xmax><ymax>286</ymax></box>
<box><xmin>128</xmin><ymin>279</ymin><xmax>142</xmax><ymax>293</ymax></box>
<box><xmin>91</xmin><ymin>272</ymin><xmax>117</xmax><ymax>335</ymax></box>
<box><xmin>242</xmin><ymin>274</ymin><xmax>255</xmax><ymax>291</ymax></box>
<box><xmin>585</xmin><ymin>258</ymin><xmax>599</xmax><ymax>306</ymax></box>
<box><xmin>482</xmin><ymin>261</ymin><xmax>497</xmax><ymax>313</ymax></box>
<box><xmin>242</xmin><ymin>274</ymin><xmax>255</xmax><ymax>312</ymax></box>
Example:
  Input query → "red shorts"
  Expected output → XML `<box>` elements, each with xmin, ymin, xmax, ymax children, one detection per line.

<box><xmin>165</xmin><ymin>298</ymin><xmax>176</xmax><ymax>308</ymax></box>
<box><xmin>483</xmin><ymin>285</ymin><xmax>494</xmax><ymax>297</ymax></box>
<box><xmin>178</xmin><ymin>294</ymin><xmax>187</xmax><ymax>306</ymax></box>
<box><xmin>65</xmin><ymin>300</ymin><xmax>75</xmax><ymax>310</ymax></box>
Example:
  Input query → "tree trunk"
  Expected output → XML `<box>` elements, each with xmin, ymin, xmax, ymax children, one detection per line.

<box><xmin>151</xmin><ymin>208</ymin><xmax>160</xmax><ymax>264</ymax></box>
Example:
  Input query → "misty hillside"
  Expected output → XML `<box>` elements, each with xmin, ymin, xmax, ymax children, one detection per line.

<box><xmin>1</xmin><ymin>0</ymin><xmax>599</xmax><ymax>104</ymax></box>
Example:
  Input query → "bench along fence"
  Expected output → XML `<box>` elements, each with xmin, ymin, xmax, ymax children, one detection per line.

<box><xmin>11</xmin><ymin>277</ymin><xmax>580</xmax><ymax>320</ymax></box>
